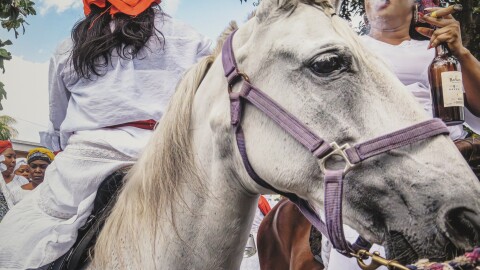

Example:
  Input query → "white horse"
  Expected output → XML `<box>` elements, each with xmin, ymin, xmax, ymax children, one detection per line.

<box><xmin>92</xmin><ymin>0</ymin><xmax>480</xmax><ymax>268</ymax></box>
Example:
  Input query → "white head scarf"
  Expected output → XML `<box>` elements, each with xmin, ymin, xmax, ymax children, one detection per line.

<box><xmin>14</xmin><ymin>158</ymin><xmax>28</xmax><ymax>172</ymax></box>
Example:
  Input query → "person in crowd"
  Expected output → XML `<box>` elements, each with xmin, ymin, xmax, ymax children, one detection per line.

<box><xmin>0</xmin><ymin>141</ymin><xmax>30</xmax><ymax>219</ymax></box>
<box><xmin>26</xmin><ymin>147</ymin><xmax>54</xmax><ymax>187</ymax></box>
<box><xmin>322</xmin><ymin>0</ymin><xmax>480</xmax><ymax>269</ymax></box>
<box><xmin>0</xmin><ymin>0</ymin><xmax>211</xmax><ymax>268</ymax></box>
<box><xmin>14</xmin><ymin>158</ymin><xmax>31</xmax><ymax>180</ymax></box>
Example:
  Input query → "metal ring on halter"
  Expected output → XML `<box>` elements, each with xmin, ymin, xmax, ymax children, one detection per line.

<box><xmin>228</xmin><ymin>72</ymin><xmax>250</xmax><ymax>93</ymax></box>
<box><xmin>351</xmin><ymin>250</ymin><xmax>409</xmax><ymax>270</ymax></box>
<box><xmin>318</xmin><ymin>142</ymin><xmax>356</xmax><ymax>174</ymax></box>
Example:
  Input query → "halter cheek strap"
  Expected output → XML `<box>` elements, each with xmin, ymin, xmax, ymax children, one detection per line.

<box><xmin>222</xmin><ymin>30</ymin><xmax>450</xmax><ymax>256</ymax></box>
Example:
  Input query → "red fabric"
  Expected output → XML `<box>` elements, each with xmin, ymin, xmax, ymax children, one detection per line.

<box><xmin>107</xmin><ymin>119</ymin><xmax>157</xmax><ymax>130</ymax></box>
<box><xmin>83</xmin><ymin>0</ymin><xmax>161</xmax><ymax>16</ymax></box>
<box><xmin>258</xmin><ymin>195</ymin><xmax>272</xmax><ymax>216</ymax></box>
<box><xmin>0</xmin><ymin>140</ymin><xmax>12</xmax><ymax>154</ymax></box>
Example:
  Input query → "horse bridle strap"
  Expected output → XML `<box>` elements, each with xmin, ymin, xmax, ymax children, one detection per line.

<box><xmin>222</xmin><ymin>30</ymin><xmax>450</xmax><ymax>256</ymax></box>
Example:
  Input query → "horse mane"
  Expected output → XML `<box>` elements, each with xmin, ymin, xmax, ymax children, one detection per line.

<box><xmin>93</xmin><ymin>22</ymin><xmax>238</xmax><ymax>269</ymax></box>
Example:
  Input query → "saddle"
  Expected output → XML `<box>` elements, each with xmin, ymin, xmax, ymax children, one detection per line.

<box><xmin>47</xmin><ymin>169</ymin><xmax>127</xmax><ymax>270</ymax></box>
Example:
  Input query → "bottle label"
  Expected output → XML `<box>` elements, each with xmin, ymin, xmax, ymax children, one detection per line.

<box><xmin>441</xmin><ymin>71</ymin><xmax>464</xmax><ymax>107</ymax></box>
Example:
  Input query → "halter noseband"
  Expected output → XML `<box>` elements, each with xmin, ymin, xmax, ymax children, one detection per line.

<box><xmin>222</xmin><ymin>30</ymin><xmax>449</xmax><ymax>257</ymax></box>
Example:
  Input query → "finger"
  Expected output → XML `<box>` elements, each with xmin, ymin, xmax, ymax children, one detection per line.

<box><xmin>423</xmin><ymin>7</ymin><xmax>454</xmax><ymax>20</ymax></box>
<box><xmin>422</xmin><ymin>15</ymin><xmax>457</xmax><ymax>28</ymax></box>
<box><xmin>415</xmin><ymin>27</ymin><xmax>434</xmax><ymax>38</ymax></box>
<box><xmin>427</xmin><ymin>5</ymin><xmax>462</xmax><ymax>18</ymax></box>
<box><xmin>430</xmin><ymin>24</ymin><xmax>461</xmax><ymax>42</ymax></box>
<box><xmin>430</xmin><ymin>33</ymin><xmax>456</xmax><ymax>48</ymax></box>
<box><xmin>431</xmin><ymin>26</ymin><xmax>453</xmax><ymax>37</ymax></box>
<box><xmin>423</xmin><ymin>7</ymin><xmax>440</xmax><ymax>13</ymax></box>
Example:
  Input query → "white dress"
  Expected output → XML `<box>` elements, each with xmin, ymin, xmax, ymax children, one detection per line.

<box><xmin>0</xmin><ymin>12</ymin><xmax>211</xmax><ymax>269</ymax></box>
<box><xmin>6</xmin><ymin>175</ymin><xmax>30</xmax><ymax>205</ymax></box>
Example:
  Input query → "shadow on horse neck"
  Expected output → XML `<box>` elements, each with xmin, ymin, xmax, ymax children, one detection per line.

<box><xmin>92</xmin><ymin>0</ymin><xmax>480</xmax><ymax>269</ymax></box>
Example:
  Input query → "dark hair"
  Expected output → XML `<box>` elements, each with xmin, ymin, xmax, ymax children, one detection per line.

<box><xmin>70</xmin><ymin>3</ymin><xmax>164</xmax><ymax>79</ymax></box>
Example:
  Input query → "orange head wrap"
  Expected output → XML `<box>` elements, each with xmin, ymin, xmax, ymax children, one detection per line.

<box><xmin>83</xmin><ymin>0</ymin><xmax>161</xmax><ymax>17</ymax></box>
<box><xmin>0</xmin><ymin>140</ymin><xmax>12</xmax><ymax>154</ymax></box>
<box><xmin>258</xmin><ymin>195</ymin><xmax>272</xmax><ymax>216</ymax></box>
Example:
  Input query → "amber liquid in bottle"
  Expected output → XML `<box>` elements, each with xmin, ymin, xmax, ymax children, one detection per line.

<box><xmin>428</xmin><ymin>43</ymin><xmax>465</xmax><ymax>126</ymax></box>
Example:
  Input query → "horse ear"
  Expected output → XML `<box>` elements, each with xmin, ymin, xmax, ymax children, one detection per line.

<box><xmin>255</xmin><ymin>0</ymin><xmax>295</xmax><ymax>22</ymax></box>
<box><xmin>255</xmin><ymin>0</ymin><xmax>341</xmax><ymax>22</ymax></box>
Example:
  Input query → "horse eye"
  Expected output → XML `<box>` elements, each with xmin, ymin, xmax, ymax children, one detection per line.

<box><xmin>310</xmin><ymin>55</ymin><xmax>343</xmax><ymax>75</ymax></box>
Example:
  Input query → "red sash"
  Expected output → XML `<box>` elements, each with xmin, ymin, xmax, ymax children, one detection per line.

<box><xmin>107</xmin><ymin>119</ymin><xmax>157</xmax><ymax>130</ymax></box>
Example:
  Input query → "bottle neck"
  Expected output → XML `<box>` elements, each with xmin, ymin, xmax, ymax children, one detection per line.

<box><xmin>435</xmin><ymin>43</ymin><xmax>451</xmax><ymax>57</ymax></box>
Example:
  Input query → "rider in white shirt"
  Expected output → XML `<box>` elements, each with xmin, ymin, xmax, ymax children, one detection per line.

<box><xmin>0</xmin><ymin>1</ymin><xmax>211</xmax><ymax>268</ymax></box>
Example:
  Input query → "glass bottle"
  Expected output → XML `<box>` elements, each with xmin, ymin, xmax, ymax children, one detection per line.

<box><xmin>428</xmin><ymin>43</ymin><xmax>465</xmax><ymax>126</ymax></box>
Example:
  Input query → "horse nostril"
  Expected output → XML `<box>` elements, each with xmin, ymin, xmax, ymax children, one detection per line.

<box><xmin>444</xmin><ymin>208</ymin><xmax>480</xmax><ymax>250</ymax></box>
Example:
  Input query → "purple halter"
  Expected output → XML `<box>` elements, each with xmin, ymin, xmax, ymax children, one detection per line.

<box><xmin>222</xmin><ymin>30</ymin><xmax>450</xmax><ymax>256</ymax></box>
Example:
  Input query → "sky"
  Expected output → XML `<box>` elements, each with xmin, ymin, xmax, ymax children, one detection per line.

<box><xmin>0</xmin><ymin>0</ymin><xmax>256</xmax><ymax>143</ymax></box>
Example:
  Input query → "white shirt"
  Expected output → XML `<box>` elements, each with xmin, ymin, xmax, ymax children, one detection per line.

<box><xmin>360</xmin><ymin>35</ymin><xmax>475</xmax><ymax>140</ymax></box>
<box><xmin>40</xmin><ymin>12</ymin><xmax>212</xmax><ymax>155</ymax></box>
<box><xmin>2</xmin><ymin>175</ymin><xmax>29</xmax><ymax>206</ymax></box>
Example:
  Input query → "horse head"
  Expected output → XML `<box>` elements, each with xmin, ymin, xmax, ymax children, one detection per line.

<box><xmin>202</xmin><ymin>0</ymin><xmax>479</xmax><ymax>264</ymax></box>
<box><xmin>94</xmin><ymin>0</ymin><xmax>479</xmax><ymax>268</ymax></box>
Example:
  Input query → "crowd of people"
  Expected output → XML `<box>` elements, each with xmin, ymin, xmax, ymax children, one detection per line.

<box><xmin>0</xmin><ymin>0</ymin><xmax>478</xmax><ymax>269</ymax></box>
<box><xmin>0</xmin><ymin>142</ymin><xmax>54</xmax><ymax>221</ymax></box>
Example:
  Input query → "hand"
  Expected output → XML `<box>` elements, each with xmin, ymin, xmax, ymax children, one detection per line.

<box><xmin>415</xmin><ymin>8</ymin><xmax>466</xmax><ymax>57</ymax></box>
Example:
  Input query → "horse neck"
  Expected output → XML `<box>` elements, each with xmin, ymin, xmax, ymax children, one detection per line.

<box><xmin>163</xmin><ymin>170</ymin><xmax>258</xmax><ymax>269</ymax></box>
<box><xmin>157</xmin><ymin>51</ymin><xmax>260</xmax><ymax>269</ymax></box>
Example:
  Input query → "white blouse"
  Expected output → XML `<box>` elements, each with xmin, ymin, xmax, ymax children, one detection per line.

<box><xmin>40</xmin><ymin>12</ymin><xmax>212</xmax><ymax>156</ymax></box>
<box><xmin>360</xmin><ymin>35</ymin><xmax>478</xmax><ymax>140</ymax></box>
<box><xmin>3</xmin><ymin>175</ymin><xmax>30</xmax><ymax>206</ymax></box>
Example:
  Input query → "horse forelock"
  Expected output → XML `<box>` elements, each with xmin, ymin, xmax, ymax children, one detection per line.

<box><xmin>92</xmin><ymin>23</ymin><xmax>240</xmax><ymax>269</ymax></box>
<box><xmin>255</xmin><ymin>0</ymin><xmax>334</xmax><ymax>21</ymax></box>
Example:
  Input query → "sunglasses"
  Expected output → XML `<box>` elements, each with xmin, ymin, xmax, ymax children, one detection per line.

<box><xmin>30</xmin><ymin>164</ymin><xmax>49</xmax><ymax>170</ymax></box>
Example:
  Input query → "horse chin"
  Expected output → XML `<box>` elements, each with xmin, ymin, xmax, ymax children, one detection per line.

<box><xmin>383</xmin><ymin>230</ymin><xmax>461</xmax><ymax>265</ymax></box>
<box><xmin>383</xmin><ymin>230</ymin><xmax>419</xmax><ymax>264</ymax></box>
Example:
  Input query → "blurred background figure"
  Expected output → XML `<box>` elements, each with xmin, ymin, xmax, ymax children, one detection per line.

<box><xmin>0</xmin><ymin>141</ymin><xmax>30</xmax><ymax>220</ymax></box>
<box><xmin>14</xmin><ymin>158</ymin><xmax>31</xmax><ymax>180</ymax></box>
<box><xmin>26</xmin><ymin>147</ymin><xmax>54</xmax><ymax>187</ymax></box>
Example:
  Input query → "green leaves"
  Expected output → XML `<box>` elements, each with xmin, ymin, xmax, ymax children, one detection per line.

<box><xmin>0</xmin><ymin>0</ymin><xmax>36</xmax><ymax>38</ymax></box>
<box><xmin>0</xmin><ymin>115</ymin><xmax>18</xmax><ymax>140</ymax></box>
<box><xmin>0</xmin><ymin>0</ymin><xmax>36</xmax><ymax>110</ymax></box>
<box><xmin>0</xmin><ymin>82</ymin><xmax>6</xmax><ymax>110</ymax></box>
<box><xmin>0</xmin><ymin>39</ymin><xmax>12</xmax><ymax>74</ymax></box>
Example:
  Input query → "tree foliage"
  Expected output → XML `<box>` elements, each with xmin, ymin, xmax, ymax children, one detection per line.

<box><xmin>0</xmin><ymin>115</ymin><xmax>18</xmax><ymax>140</ymax></box>
<box><xmin>0</xmin><ymin>0</ymin><xmax>36</xmax><ymax>110</ymax></box>
<box><xmin>240</xmin><ymin>0</ymin><xmax>480</xmax><ymax>59</ymax></box>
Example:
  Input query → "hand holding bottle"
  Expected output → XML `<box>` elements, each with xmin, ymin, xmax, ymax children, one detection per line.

<box><xmin>415</xmin><ymin>5</ymin><xmax>468</xmax><ymax>58</ymax></box>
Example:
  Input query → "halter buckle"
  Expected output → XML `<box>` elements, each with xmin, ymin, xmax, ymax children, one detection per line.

<box><xmin>228</xmin><ymin>72</ymin><xmax>250</xmax><ymax>93</ymax></box>
<box><xmin>351</xmin><ymin>249</ymin><xmax>409</xmax><ymax>270</ymax></box>
<box><xmin>319</xmin><ymin>142</ymin><xmax>355</xmax><ymax>174</ymax></box>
